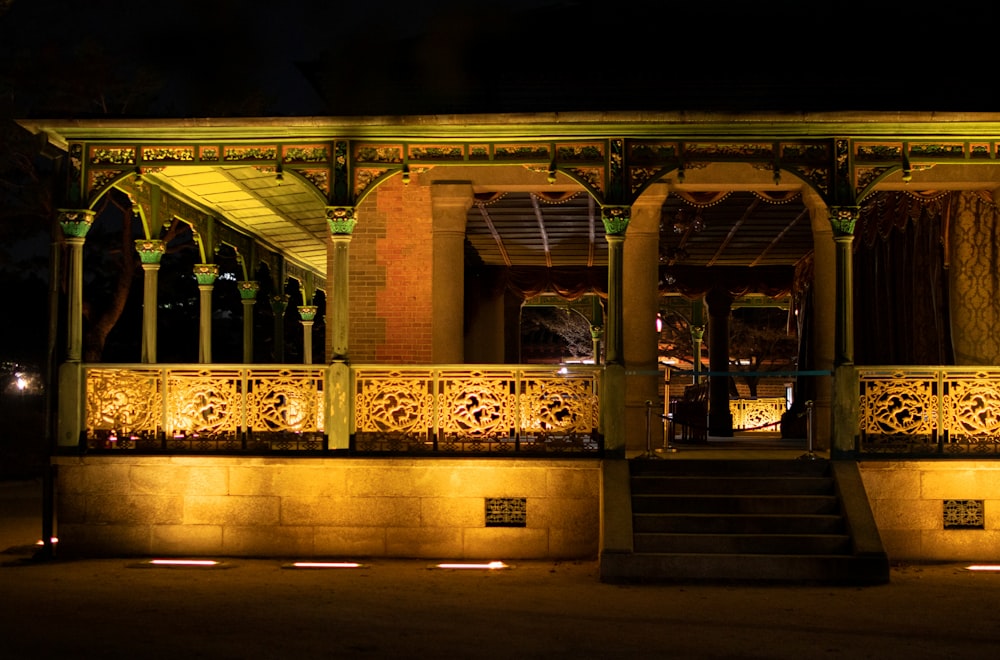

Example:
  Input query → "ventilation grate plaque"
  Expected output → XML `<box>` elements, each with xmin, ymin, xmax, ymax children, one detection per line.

<box><xmin>485</xmin><ymin>497</ymin><xmax>527</xmax><ymax>527</ymax></box>
<box><xmin>943</xmin><ymin>499</ymin><xmax>985</xmax><ymax>529</ymax></box>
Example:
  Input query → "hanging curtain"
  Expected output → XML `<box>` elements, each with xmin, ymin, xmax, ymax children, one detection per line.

<box><xmin>494</xmin><ymin>266</ymin><xmax>608</xmax><ymax>301</ymax></box>
<box><xmin>852</xmin><ymin>191</ymin><xmax>952</xmax><ymax>365</ymax></box>
<box><xmin>948</xmin><ymin>191</ymin><xmax>1000</xmax><ymax>364</ymax></box>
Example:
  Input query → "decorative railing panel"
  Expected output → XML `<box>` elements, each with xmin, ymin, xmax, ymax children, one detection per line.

<box><xmin>83</xmin><ymin>363</ymin><xmax>599</xmax><ymax>455</ymax></box>
<box><xmin>353</xmin><ymin>365</ymin><xmax>601</xmax><ymax>454</ymax></box>
<box><xmin>730</xmin><ymin>397</ymin><xmax>787</xmax><ymax>432</ymax></box>
<box><xmin>244</xmin><ymin>368</ymin><xmax>325</xmax><ymax>450</ymax></box>
<box><xmin>85</xmin><ymin>367</ymin><xmax>163</xmax><ymax>448</ymax></box>
<box><xmin>858</xmin><ymin>367</ymin><xmax>1000</xmax><ymax>455</ymax></box>
<box><xmin>84</xmin><ymin>365</ymin><xmax>326</xmax><ymax>452</ymax></box>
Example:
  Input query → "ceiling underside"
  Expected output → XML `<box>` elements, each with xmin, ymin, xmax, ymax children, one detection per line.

<box><xmin>150</xmin><ymin>166</ymin><xmax>330</xmax><ymax>275</ymax></box>
<box><xmin>467</xmin><ymin>190</ymin><xmax>813</xmax><ymax>271</ymax></box>
<box><xmin>149</xmin><ymin>168</ymin><xmax>814</xmax><ymax>282</ymax></box>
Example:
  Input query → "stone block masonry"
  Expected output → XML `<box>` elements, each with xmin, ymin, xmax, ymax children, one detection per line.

<box><xmin>859</xmin><ymin>460</ymin><xmax>1000</xmax><ymax>562</ymax></box>
<box><xmin>52</xmin><ymin>456</ymin><xmax>601</xmax><ymax>560</ymax></box>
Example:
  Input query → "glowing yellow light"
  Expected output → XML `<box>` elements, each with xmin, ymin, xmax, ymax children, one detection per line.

<box><xmin>149</xmin><ymin>559</ymin><xmax>220</xmax><ymax>566</ymax></box>
<box><xmin>34</xmin><ymin>537</ymin><xmax>58</xmax><ymax>546</ymax></box>
<box><xmin>287</xmin><ymin>562</ymin><xmax>365</xmax><ymax>569</ymax></box>
<box><xmin>435</xmin><ymin>561</ymin><xmax>509</xmax><ymax>570</ymax></box>
<box><xmin>965</xmin><ymin>565</ymin><xmax>1000</xmax><ymax>572</ymax></box>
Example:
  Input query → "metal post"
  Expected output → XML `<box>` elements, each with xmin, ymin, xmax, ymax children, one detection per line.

<box><xmin>799</xmin><ymin>400</ymin><xmax>817</xmax><ymax>460</ymax></box>
<box><xmin>638</xmin><ymin>400</ymin><xmax>662</xmax><ymax>459</ymax></box>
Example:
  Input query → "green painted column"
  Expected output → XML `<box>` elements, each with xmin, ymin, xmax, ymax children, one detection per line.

<box><xmin>602</xmin><ymin>206</ymin><xmax>630</xmax><ymax>366</ymax></box>
<box><xmin>326</xmin><ymin>206</ymin><xmax>356</xmax><ymax>361</ymax></box>
<box><xmin>324</xmin><ymin>206</ymin><xmax>356</xmax><ymax>450</ymax></box>
<box><xmin>271</xmin><ymin>293</ymin><xmax>289</xmax><ymax>364</ymax></box>
<box><xmin>193</xmin><ymin>264</ymin><xmax>219</xmax><ymax>364</ymax></box>
<box><xmin>59</xmin><ymin>210</ymin><xmax>94</xmax><ymax>362</ymax></box>
<box><xmin>298</xmin><ymin>305</ymin><xmax>318</xmax><ymax>365</ymax></box>
<box><xmin>57</xmin><ymin>210</ymin><xmax>94</xmax><ymax>449</ymax></box>
<box><xmin>829</xmin><ymin>206</ymin><xmax>859</xmax><ymax>456</ymax></box>
<box><xmin>135</xmin><ymin>240</ymin><xmax>165</xmax><ymax>364</ymax></box>
<box><xmin>237</xmin><ymin>280</ymin><xmax>259</xmax><ymax>363</ymax></box>
<box><xmin>831</xmin><ymin>212</ymin><xmax>857</xmax><ymax>366</ymax></box>
<box><xmin>601</xmin><ymin>205</ymin><xmax>630</xmax><ymax>456</ymax></box>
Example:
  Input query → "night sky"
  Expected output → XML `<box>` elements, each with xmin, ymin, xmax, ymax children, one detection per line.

<box><xmin>2</xmin><ymin>0</ymin><xmax>997</xmax><ymax>117</ymax></box>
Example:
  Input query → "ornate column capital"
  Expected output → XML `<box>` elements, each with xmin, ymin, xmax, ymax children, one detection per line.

<box><xmin>297</xmin><ymin>305</ymin><xmax>319</xmax><ymax>322</ymax></box>
<box><xmin>326</xmin><ymin>206</ymin><xmax>357</xmax><ymax>235</ymax></box>
<box><xmin>829</xmin><ymin>206</ymin><xmax>859</xmax><ymax>236</ymax></box>
<box><xmin>237</xmin><ymin>280</ymin><xmax>260</xmax><ymax>300</ymax></box>
<box><xmin>601</xmin><ymin>205</ymin><xmax>631</xmax><ymax>236</ymax></box>
<box><xmin>135</xmin><ymin>239</ymin><xmax>166</xmax><ymax>264</ymax></box>
<box><xmin>270</xmin><ymin>293</ymin><xmax>290</xmax><ymax>313</ymax></box>
<box><xmin>58</xmin><ymin>209</ymin><xmax>95</xmax><ymax>238</ymax></box>
<box><xmin>193</xmin><ymin>263</ymin><xmax>219</xmax><ymax>285</ymax></box>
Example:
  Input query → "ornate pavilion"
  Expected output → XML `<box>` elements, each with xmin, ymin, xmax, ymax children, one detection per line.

<box><xmin>17</xmin><ymin>110</ymin><xmax>1000</xmax><ymax>580</ymax></box>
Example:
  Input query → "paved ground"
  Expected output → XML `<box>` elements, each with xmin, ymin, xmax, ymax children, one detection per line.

<box><xmin>3</xmin><ymin>477</ymin><xmax>1000</xmax><ymax>659</ymax></box>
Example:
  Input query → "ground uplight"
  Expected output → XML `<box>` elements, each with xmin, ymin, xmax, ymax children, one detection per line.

<box><xmin>433</xmin><ymin>561</ymin><xmax>510</xmax><ymax>570</ymax></box>
<box><xmin>128</xmin><ymin>558</ymin><xmax>233</xmax><ymax>569</ymax></box>
<box><xmin>283</xmin><ymin>561</ymin><xmax>368</xmax><ymax>570</ymax></box>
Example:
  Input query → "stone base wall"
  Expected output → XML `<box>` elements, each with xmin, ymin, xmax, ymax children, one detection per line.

<box><xmin>859</xmin><ymin>460</ymin><xmax>1000</xmax><ymax>562</ymax></box>
<box><xmin>52</xmin><ymin>456</ymin><xmax>600</xmax><ymax>560</ymax></box>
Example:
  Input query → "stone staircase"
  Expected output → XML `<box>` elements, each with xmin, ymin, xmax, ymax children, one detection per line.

<box><xmin>600</xmin><ymin>458</ymin><xmax>889</xmax><ymax>584</ymax></box>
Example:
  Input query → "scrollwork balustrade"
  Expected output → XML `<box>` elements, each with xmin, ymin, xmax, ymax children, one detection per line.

<box><xmin>858</xmin><ymin>367</ymin><xmax>1000</xmax><ymax>455</ymax></box>
<box><xmin>84</xmin><ymin>365</ymin><xmax>326</xmax><ymax>451</ymax></box>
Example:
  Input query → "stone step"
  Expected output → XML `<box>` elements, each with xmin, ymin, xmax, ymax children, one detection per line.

<box><xmin>630</xmin><ymin>475</ymin><xmax>835</xmax><ymax>496</ymax></box>
<box><xmin>629</xmin><ymin>458</ymin><xmax>831</xmax><ymax>478</ymax></box>
<box><xmin>633</xmin><ymin>532</ymin><xmax>852</xmax><ymax>555</ymax></box>
<box><xmin>631</xmin><ymin>493</ymin><xmax>840</xmax><ymax>515</ymax></box>
<box><xmin>600</xmin><ymin>551</ymin><xmax>889</xmax><ymax>585</ymax></box>
<box><xmin>633</xmin><ymin>512</ymin><xmax>846</xmax><ymax>535</ymax></box>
